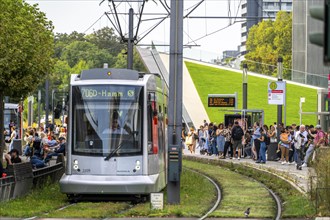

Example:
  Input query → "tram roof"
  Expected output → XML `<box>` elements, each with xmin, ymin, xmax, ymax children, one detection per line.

<box><xmin>79</xmin><ymin>68</ymin><xmax>140</xmax><ymax>81</ymax></box>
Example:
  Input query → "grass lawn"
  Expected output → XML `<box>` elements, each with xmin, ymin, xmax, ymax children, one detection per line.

<box><xmin>0</xmin><ymin>169</ymin><xmax>216</xmax><ymax>218</ymax></box>
<box><xmin>0</xmin><ymin>183</ymin><xmax>68</xmax><ymax>217</ymax></box>
<box><xmin>183</xmin><ymin>160</ymin><xmax>275</xmax><ymax>218</ymax></box>
<box><xmin>109</xmin><ymin>169</ymin><xmax>216</xmax><ymax>218</ymax></box>
<box><xmin>186</xmin><ymin>61</ymin><xmax>318</xmax><ymax>126</ymax></box>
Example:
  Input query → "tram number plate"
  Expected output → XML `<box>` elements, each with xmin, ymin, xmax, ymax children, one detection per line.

<box><xmin>150</xmin><ymin>193</ymin><xmax>164</xmax><ymax>210</ymax></box>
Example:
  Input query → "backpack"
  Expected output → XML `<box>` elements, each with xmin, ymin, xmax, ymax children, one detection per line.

<box><xmin>232</xmin><ymin>126</ymin><xmax>244</xmax><ymax>140</ymax></box>
<box><xmin>265</xmin><ymin>135</ymin><xmax>270</xmax><ymax>145</ymax></box>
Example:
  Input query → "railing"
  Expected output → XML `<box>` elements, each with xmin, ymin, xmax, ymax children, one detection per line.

<box><xmin>0</xmin><ymin>176</ymin><xmax>15</xmax><ymax>202</ymax></box>
<box><xmin>0</xmin><ymin>154</ymin><xmax>65</xmax><ymax>202</ymax></box>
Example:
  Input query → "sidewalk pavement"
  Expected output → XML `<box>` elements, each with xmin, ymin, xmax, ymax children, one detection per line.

<box><xmin>183</xmin><ymin>147</ymin><xmax>311</xmax><ymax>194</ymax></box>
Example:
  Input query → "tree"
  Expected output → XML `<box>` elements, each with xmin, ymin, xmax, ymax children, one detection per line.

<box><xmin>54</xmin><ymin>31</ymin><xmax>86</xmax><ymax>59</ymax></box>
<box><xmin>86</xmin><ymin>27</ymin><xmax>125</xmax><ymax>57</ymax></box>
<box><xmin>114</xmin><ymin>48</ymin><xmax>147</xmax><ymax>72</ymax></box>
<box><xmin>61</xmin><ymin>41</ymin><xmax>114</xmax><ymax>68</ymax></box>
<box><xmin>245</xmin><ymin>11</ymin><xmax>292</xmax><ymax>79</ymax></box>
<box><xmin>0</xmin><ymin>0</ymin><xmax>54</xmax><ymax>160</ymax></box>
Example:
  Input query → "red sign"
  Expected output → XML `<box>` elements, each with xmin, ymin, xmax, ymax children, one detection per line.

<box><xmin>271</xmin><ymin>90</ymin><xmax>284</xmax><ymax>93</ymax></box>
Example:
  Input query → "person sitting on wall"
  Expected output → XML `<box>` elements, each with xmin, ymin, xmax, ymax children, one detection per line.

<box><xmin>44</xmin><ymin>136</ymin><xmax>66</xmax><ymax>163</ymax></box>
<box><xmin>4</xmin><ymin>149</ymin><xmax>22</xmax><ymax>168</ymax></box>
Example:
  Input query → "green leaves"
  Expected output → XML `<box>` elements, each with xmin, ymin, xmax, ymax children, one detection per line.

<box><xmin>0</xmin><ymin>0</ymin><xmax>54</xmax><ymax>97</ymax></box>
<box><xmin>245</xmin><ymin>12</ymin><xmax>292</xmax><ymax>79</ymax></box>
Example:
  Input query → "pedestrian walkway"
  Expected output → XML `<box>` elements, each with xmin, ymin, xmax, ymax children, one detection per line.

<box><xmin>183</xmin><ymin>147</ymin><xmax>311</xmax><ymax>194</ymax></box>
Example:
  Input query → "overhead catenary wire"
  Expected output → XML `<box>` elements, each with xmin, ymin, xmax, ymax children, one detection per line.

<box><xmin>83</xmin><ymin>13</ymin><xmax>105</xmax><ymax>33</ymax></box>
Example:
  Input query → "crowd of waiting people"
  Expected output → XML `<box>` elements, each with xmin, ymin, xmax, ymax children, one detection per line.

<box><xmin>1</xmin><ymin>123</ymin><xmax>66</xmax><ymax>177</ymax></box>
<box><xmin>182</xmin><ymin>120</ymin><xmax>328</xmax><ymax>170</ymax></box>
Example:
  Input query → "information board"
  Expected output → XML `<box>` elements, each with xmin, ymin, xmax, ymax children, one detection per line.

<box><xmin>208</xmin><ymin>97</ymin><xmax>236</xmax><ymax>107</ymax></box>
<box><xmin>268</xmin><ymin>81</ymin><xmax>286</xmax><ymax>105</ymax></box>
<box><xmin>150</xmin><ymin>193</ymin><xmax>164</xmax><ymax>210</ymax></box>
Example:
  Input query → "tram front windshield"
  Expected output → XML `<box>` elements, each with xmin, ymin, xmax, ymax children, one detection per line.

<box><xmin>72</xmin><ymin>85</ymin><xmax>143</xmax><ymax>156</ymax></box>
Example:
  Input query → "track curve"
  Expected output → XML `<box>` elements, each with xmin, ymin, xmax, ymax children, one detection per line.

<box><xmin>184</xmin><ymin>165</ymin><xmax>282</xmax><ymax>220</ymax></box>
<box><xmin>183</xmin><ymin>167</ymin><xmax>222</xmax><ymax>220</ymax></box>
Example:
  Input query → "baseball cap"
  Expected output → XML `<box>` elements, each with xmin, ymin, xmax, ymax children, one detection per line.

<box><xmin>59</xmin><ymin>136</ymin><xmax>66</xmax><ymax>141</ymax></box>
<box><xmin>315</xmin><ymin>124</ymin><xmax>322</xmax><ymax>129</ymax></box>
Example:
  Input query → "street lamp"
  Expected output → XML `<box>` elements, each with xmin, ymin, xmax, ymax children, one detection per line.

<box><xmin>300</xmin><ymin>97</ymin><xmax>306</xmax><ymax>125</ymax></box>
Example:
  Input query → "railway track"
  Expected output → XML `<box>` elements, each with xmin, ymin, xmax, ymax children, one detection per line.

<box><xmin>183</xmin><ymin>167</ymin><xmax>222</xmax><ymax>220</ymax></box>
<box><xmin>184</xmin><ymin>166</ymin><xmax>282</xmax><ymax>220</ymax></box>
<box><xmin>22</xmin><ymin>203</ymin><xmax>77</xmax><ymax>220</ymax></box>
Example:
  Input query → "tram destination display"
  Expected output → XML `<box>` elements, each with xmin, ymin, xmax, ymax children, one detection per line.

<box><xmin>208</xmin><ymin>96</ymin><xmax>236</xmax><ymax>107</ymax></box>
<box><xmin>78</xmin><ymin>85</ymin><xmax>140</xmax><ymax>100</ymax></box>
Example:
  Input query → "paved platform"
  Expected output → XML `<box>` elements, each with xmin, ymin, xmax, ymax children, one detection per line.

<box><xmin>183</xmin><ymin>147</ymin><xmax>311</xmax><ymax>194</ymax></box>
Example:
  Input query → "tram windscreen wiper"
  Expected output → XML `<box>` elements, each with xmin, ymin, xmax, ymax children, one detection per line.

<box><xmin>104</xmin><ymin>142</ymin><xmax>123</xmax><ymax>161</ymax></box>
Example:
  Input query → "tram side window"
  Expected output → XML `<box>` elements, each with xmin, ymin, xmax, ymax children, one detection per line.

<box><xmin>147</xmin><ymin>103</ymin><xmax>153</xmax><ymax>153</ymax></box>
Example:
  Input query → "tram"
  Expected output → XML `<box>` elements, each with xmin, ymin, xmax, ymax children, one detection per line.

<box><xmin>59</xmin><ymin>68</ymin><xmax>168</xmax><ymax>197</ymax></box>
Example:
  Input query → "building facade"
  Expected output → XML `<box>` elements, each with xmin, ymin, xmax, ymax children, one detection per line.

<box><xmin>241</xmin><ymin>0</ymin><xmax>292</xmax><ymax>56</ymax></box>
<box><xmin>292</xmin><ymin>0</ymin><xmax>328</xmax><ymax>88</ymax></box>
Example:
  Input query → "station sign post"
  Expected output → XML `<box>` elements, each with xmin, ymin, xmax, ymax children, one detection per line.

<box><xmin>268</xmin><ymin>81</ymin><xmax>286</xmax><ymax>105</ymax></box>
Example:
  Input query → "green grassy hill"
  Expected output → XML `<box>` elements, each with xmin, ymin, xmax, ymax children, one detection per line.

<box><xmin>186</xmin><ymin>61</ymin><xmax>318</xmax><ymax>126</ymax></box>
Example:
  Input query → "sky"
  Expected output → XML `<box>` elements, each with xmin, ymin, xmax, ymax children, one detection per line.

<box><xmin>26</xmin><ymin>0</ymin><xmax>242</xmax><ymax>60</ymax></box>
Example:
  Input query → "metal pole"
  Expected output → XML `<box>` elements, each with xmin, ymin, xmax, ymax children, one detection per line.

<box><xmin>242</xmin><ymin>63</ymin><xmax>248</xmax><ymax>110</ymax></box>
<box><xmin>167</xmin><ymin>0</ymin><xmax>183</xmax><ymax>204</ymax></box>
<box><xmin>62</xmin><ymin>97</ymin><xmax>65</xmax><ymax>124</ymax></box>
<box><xmin>45</xmin><ymin>79</ymin><xmax>49</xmax><ymax>129</ymax></box>
<box><xmin>300</xmin><ymin>100</ymin><xmax>302</xmax><ymax>125</ymax></box>
<box><xmin>52</xmin><ymin>89</ymin><xmax>55</xmax><ymax>126</ymax></box>
<box><xmin>38</xmin><ymin>90</ymin><xmax>41</xmax><ymax>128</ymax></box>
<box><xmin>127</xmin><ymin>8</ymin><xmax>134</xmax><ymax>69</ymax></box>
<box><xmin>28</xmin><ymin>97</ymin><xmax>32</xmax><ymax>127</ymax></box>
<box><xmin>277</xmin><ymin>57</ymin><xmax>283</xmax><ymax>141</ymax></box>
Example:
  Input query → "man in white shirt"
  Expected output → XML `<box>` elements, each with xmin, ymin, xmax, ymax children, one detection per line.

<box><xmin>294</xmin><ymin>124</ymin><xmax>308</xmax><ymax>170</ymax></box>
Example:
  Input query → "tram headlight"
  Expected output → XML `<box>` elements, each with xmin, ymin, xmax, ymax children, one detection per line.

<box><xmin>135</xmin><ymin>160</ymin><xmax>141</xmax><ymax>171</ymax></box>
<box><xmin>73</xmin><ymin>160</ymin><xmax>79</xmax><ymax>170</ymax></box>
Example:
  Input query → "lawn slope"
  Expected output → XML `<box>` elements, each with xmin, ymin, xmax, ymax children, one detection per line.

<box><xmin>186</xmin><ymin>61</ymin><xmax>318</xmax><ymax>126</ymax></box>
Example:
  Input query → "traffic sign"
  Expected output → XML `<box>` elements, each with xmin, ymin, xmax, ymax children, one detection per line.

<box><xmin>268</xmin><ymin>81</ymin><xmax>286</xmax><ymax>105</ymax></box>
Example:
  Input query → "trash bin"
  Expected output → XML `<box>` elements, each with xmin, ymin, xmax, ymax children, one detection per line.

<box><xmin>267</xmin><ymin>142</ymin><xmax>279</xmax><ymax>161</ymax></box>
<box><xmin>13</xmin><ymin>139</ymin><xmax>22</xmax><ymax>155</ymax></box>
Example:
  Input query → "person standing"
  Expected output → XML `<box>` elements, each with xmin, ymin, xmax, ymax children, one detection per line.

<box><xmin>279</xmin><ymin>128</ymin><xmax>291</xmax><ymax>164</ymax></box>
<box><xmin>216</xmin><ymin>123</ymin><xmax>225</xmax><ymax>158</ymax></box>
<box><xmin>197</xmin><ymin>125</ymin><xmax>204</xmax><ymax>149</ymax></box>
<box><xmin>220</xmin><ymin>124</ymin><xmax>232</xmax><ymax>159</ymax></box>
<box><xmin>252</xmin><ymin>122</ymin><xmax>261</xmax><ymax>162</ymax></box>
<box><xmin>231</xmin><ymin>121</ymin><xmax>244</xmax><ymax>160</ymax></box>
<box><xmin>257</xmin><ymin>128</ymin><xmax>267</xmax><ymax>163</ymax></box>
<box><xmin>294</xmin><ymin>125</ymin><xmax>308</xmax><ymax>170</ymax></box>
<box><xmin>8</xmin><ymin>126</ymin><xmax>17</xmax><ymax>152</ymax></box>
<box><xmin>302</xmin><ymin>125</ymin><xmax>316</xmax><ymax>167</ymax></box>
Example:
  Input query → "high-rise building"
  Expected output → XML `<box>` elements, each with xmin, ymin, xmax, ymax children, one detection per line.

<box><xmin>292</xmin><ymin>0</ymin><xmax>328</xmax><ymax>88</ymax></box>
<box><xmin>241</xmin><ymin>0</ymin><xmax>292</xmax><ymax>56</ymax></box>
